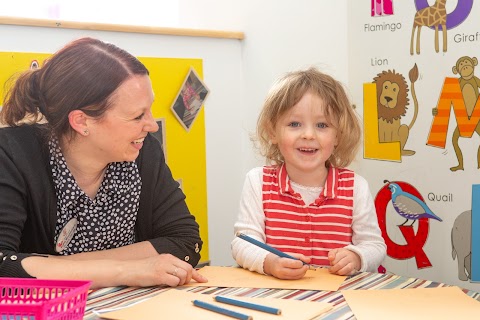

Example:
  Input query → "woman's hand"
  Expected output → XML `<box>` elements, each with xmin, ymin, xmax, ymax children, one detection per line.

<box><xmin>263</xmin><ymin>253</ymin><xmax>310</xmax><ymax>280</ymax></box>
<box><xmin>122</xmin><ymin>253</ymin><xmax>208</xmax><ymax>287</ymax></box>
<box><xmin>327</xmin><ymin>248</ymin><xmax>360</xmax><ymax>276</ymax></box>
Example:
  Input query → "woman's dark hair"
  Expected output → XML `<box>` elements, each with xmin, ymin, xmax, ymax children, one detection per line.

<box><xmin>0</xmin><ymin>37</ymin><xmax>149</xmax><ymax>138</ymax></box>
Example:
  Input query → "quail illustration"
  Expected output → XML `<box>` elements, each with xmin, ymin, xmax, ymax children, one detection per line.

<box><xmin>387</xmin><ymin>182</ymin><xmax>442</xmax><ymax>226</ymax></box>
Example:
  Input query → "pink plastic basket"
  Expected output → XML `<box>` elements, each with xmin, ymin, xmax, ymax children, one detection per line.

<box><xmin>0</xmin><ymin>278</ymin><xmax>91</xmax><ymax>320</ymax></box>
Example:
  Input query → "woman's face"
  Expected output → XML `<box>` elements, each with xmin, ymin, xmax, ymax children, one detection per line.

<box><xmin>87</xmin><ymin>75</ymin><xmax>159</xmax><ymax>164</ymax></box>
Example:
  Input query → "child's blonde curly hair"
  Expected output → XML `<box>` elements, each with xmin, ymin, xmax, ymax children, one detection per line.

<box><xmin>255</xmin><ymin>67</ymin><xmax>361</xmax><ymax>168</ymax></box>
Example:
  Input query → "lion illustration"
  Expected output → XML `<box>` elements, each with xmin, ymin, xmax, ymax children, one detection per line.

<box><xmin>373</xmin><ymin>64</ymin><xmax>419</xmax><ymax>156</ymax></box>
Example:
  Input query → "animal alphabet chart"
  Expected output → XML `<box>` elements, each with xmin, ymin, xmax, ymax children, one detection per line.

<box><xmin>349</xmin><ymin>0</ymin><xmax>480</xmax><ymax>292</ymax></box>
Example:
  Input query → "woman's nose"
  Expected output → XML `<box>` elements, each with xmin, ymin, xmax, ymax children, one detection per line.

<box><xmin>144</xmin><ymin>112</ymin><xmax>159</xmax><ymax>132</ymax></box>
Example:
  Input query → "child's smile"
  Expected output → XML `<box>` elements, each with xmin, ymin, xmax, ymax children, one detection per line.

<box><xmin>270</xmin><ymin>91</ymin><xmax>338</xmax><ymax>186</ymax></box>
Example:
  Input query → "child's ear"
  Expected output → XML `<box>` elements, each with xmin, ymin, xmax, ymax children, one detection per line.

<box><xmin>268</xmin><ymin>127</ymin><xmax>278</xmax><ymax>144</ymax></box>
<box><xmin>270</xmin><ymin>135</ymin><xmax>278</xmax><ymax>144</ymax></box>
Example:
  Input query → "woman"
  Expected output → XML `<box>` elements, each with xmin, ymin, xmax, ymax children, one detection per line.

<box><xmin>0</xmin><ymin>37</ymin><xmax>207</xmax><ymax>288</ymax></box>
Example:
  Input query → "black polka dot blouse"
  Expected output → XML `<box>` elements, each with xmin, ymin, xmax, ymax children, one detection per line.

<box><xmin>49</xmin><ymin>138</ymin><xmax>141</xmax><ymax>255</ymax></box>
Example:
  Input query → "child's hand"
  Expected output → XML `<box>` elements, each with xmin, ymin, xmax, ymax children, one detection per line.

<box><xmin>263</xmin><ymin>253</ymin><xmax>310</xmax><ymax>280</ymax></box>
<box><xmin>328</xmin><ymin>248</ymin><xmax>361</xmax><ymax>276</ymax></box>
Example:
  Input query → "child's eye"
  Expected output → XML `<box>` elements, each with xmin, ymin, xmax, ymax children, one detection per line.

<box><xmin>317</xmin><ymin>123</ymin><xmax>328</xmax><ymax>129</ymax></box>
<box><xmin>288</xmin><ymin>122</ymin><xmax>301</xmax><ymax>128</ymax></box>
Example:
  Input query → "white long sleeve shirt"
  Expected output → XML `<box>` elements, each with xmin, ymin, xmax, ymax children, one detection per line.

<box><xmin>231</xmin><ymin>167</ymin><xmax>386</xmax><ymax>274</ymax></box>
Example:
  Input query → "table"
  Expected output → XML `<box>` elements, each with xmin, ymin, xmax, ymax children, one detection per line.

<box><xmin>83</xmin><ymin>271</ymin><xmax>480</xmax><ymax>320</ymax></box>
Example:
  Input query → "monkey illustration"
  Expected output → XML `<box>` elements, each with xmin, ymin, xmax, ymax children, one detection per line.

<box><xmin>454</xmin><ymin>57</ymin><xmax>480</xmax><ymax>115</ymax></box>
<box><xmin>441</xmin><ymin>57</ymin><xmax>480</xmax><ymax>171</ymax></box>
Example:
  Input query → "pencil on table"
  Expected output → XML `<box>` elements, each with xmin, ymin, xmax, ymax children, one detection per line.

<box><xmin>236</xmin><ymin>232</ymin><xmax>316</xmax><ymax>270</ymax></box>
<box><xmin>192</xmin><ymin>300</ymin><xmax>252</xmax><ymax>320</ymax></box>
<box><xmin>215</xmin><ymin>295</ymin><xmax>281</xmax><ymax>315</ymax></box>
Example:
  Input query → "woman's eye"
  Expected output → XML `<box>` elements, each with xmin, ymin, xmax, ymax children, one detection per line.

<box><xmin>317</xmin><ymin>123</ymin><xmax>328</xmax><ymax>129</ymax></box>
<box><xmin>288</xmin><ymin>122</ymin><xmax>300</xmax><ymax>127</ymax></box>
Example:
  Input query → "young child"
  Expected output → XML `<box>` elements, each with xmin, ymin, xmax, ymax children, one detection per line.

<box><xmin>231</xmin><ymin>67</ymin><xmax>386</xmax><ymax>280</ymax></box>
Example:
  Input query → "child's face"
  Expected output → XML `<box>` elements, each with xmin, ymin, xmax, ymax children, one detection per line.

<box><xmin>270</xmin><ymin>91</ymin><xmax>338</xmax><ymax>183</ymax></box>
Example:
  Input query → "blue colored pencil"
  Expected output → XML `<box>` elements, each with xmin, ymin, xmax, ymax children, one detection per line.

<box><xmin>236</xmin><ymin>232</ymin><xmax>315</xmax><ymax>269</ymax></box>
<box><xmin>192</xmin><ymin>300</ymin><xmax>252</xmax><ymax>320</ymax></box>
<box><xmin>215</xmin><ymin>295</ymin><xmax>281</xmax><ymax>315</ymax></box>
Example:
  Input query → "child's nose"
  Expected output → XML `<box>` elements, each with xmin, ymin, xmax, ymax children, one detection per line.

<box><xmin>301</xmin><ymin>125</ymin><xmax>315</xmax><ymax>139</ymax></box>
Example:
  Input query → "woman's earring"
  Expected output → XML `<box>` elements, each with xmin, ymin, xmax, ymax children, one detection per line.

<box><xmin>83</xmin><ymin>129</ymin><xmax>89</xmax><ymax>136</ymax></box>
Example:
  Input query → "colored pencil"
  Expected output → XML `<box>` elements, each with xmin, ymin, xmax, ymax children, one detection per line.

<box><xmin>192</xmin><ymin>300</ymin><xmax>252</xmax><ymax>320</ymax></box>
<box><xmin>236</xmin><ymin>232</ymin><xmax>316</xmax><ymax>269</ymax></box>
<box><xmin>215</xmin><ymin>295</ymin><xmax>281</xmax><ymax>315</ymax></box>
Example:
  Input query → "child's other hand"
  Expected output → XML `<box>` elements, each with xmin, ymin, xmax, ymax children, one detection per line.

<box><xmin>328</xmin><ymin>248</ymin><xmax>360</xmax><ymax>276</ymax></box>
<box><xmin>263</xmin><ymin>253</ymin><xmax>310</xmax><ymax>280</ymax></box>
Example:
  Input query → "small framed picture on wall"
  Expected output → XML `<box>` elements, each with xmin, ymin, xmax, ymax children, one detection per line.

<box><xmin>151</xmin><ymin>118</ymin><xmax>167</xmax><ymax>162</ymax></box>
<box><xmin>171</xmin><ymin>67</ymin><xmax>210</xmax><ymax>131</ymax></box>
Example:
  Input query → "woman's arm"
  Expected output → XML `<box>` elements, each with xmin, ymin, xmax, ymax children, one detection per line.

<box><xmin>136</xmin><ymin>135</ymin><xmax>203</xmax><ymax>266</ymax></box>
<box><xmin>0</xmin><ymin>138</ymin><xmax>34</xmax><ymax>278</ymax></box>
<box><xmin>58</xmin><ymin>241</ymin><xmax>158</xmax><ymax>260</ymax></box>
<box><xmin>20</xmin><ymin>252</ymin><xmax>206</xmax><ymax>289</ymax></box>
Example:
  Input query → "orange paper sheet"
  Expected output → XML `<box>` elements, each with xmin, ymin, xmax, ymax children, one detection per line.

<box><xmin>342</xmin><ymin>286</ymin><xmax>480</xmax><ymax>320</ymax></box>
<box><xmin>99</xmin><ymin>289</ymin><xmax>332</xmax><ymax>320</ymax></box>
<box><xmin>185</xmin><ymin>266</ymin><xmax>346</xmax><ymax>291</ymax></box>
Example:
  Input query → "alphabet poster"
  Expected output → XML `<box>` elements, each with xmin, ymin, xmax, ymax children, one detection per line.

<box><xmin>349</xmin><ymin>0</ymin><xmax>479</xmax><ymax>291</ymax></box>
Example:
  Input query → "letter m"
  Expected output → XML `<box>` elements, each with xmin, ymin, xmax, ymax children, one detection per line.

<box><xmin>427</xmin><ymin>78</ymin><xmax>480</xmax><ymax>148</ymax></box>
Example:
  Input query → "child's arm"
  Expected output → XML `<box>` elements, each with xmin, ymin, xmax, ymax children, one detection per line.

<box><xmin>327</xmin><ymin>248</ymin><xmax>361</xmax><ymax>275</ymax></box>
<box><xmin>341</xmin><ymin>174</ymin><xmax>387</xmax><ymax>273</ymax></box>
<box><xmin>231</xmin><ymin>168</ymin><xmax>270</xmax><ymax>274</ymax></box>
<box><xmin>264</xmin><ymin>252</ymin><xmax>310</xmax><ymax>279</ymax></box>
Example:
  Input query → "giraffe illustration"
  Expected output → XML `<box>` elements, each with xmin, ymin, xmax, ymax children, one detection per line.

<box><xmin>410</xmin><ymin>0</ymin><xmax>447</xmax><ymax>55</ymax></box>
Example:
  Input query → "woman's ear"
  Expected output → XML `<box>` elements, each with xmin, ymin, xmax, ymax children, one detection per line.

<box><xmin>68</xmin><ymin>110</ymin><xmax>89</xmax><ymax>136</ymax></box>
